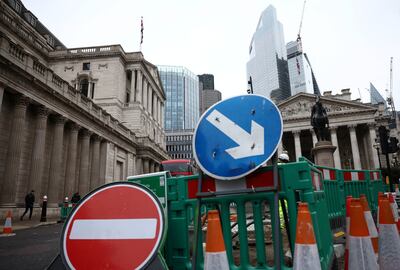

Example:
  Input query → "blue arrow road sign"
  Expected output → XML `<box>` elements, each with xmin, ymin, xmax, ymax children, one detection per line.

<box><xmin>193</xmin><ymin>95</ymin><xmax>283</xmax><ymax>180</ymax></box>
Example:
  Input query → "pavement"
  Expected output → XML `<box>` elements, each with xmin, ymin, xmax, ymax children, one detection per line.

<box><xmin>0</xmin><ymin>216</ymin><xmax>60</xmax><ymax>235</ymax></box>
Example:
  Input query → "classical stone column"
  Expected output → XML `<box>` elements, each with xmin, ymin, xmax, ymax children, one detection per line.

<box><xmin>90</xmin><ymin>135</ymin><xmax>101</xmax><ymax>190</ymax></box>
<box><xmin>132</xmin><ymin>154</ymin><xmax>137</xmax><ymax>175</ymax></box>
<box><xmin>130</xmin><ymin>69</ymin><xmax>137</xmax><ymax>102</ymax></box>
<box><xmin>78</xmin><ymin>130</ymin><xmax>92</xmax><ymax>195</ymax></box>
<box><xmin>368</xmin><ymin>124</ymin><xmax>380</xmax><ymax>169</ymax></box>
<box><xmin>99</xmin><ymin>140</ymin><xmax>108</xmax><ymax>185</ymax></box>
<box><xmin>329</xmin><ymin>127</ymin><xmax>342</xmax><ymax>169</ymax></box>
<box><xmin>137</xmin><ymin>70</ymin><xmax>143</xmax><ymax>104</ymax></box>
<box><xmin>158</xmin><ymin>99</ymin><xmax>161</xmax><ymax>123</ymax></box>
<box><xmin>153</xmin><ymin>95</ymin><xmax>157</xmax><ymax>119</ymax></box>
<box><xmin>310</xmin><ymin>129</ymin><xmax>318</xmax><ymax>147</ymax></box>
<box><xmin>293</xmin><ymin>131</ymin><xmax>302</xmax><ymax>162</ymax></box>
<box><xmin>143</xmin><ymin>80</ymin><xmax>148</xmax><ymax>109</ymax></box>
<box><xmin>1</xmin><ymin>96</ymin><xmax>29</xmax><ymax>206</ymax></box>
<box><xmin>136</xmin><ymin>157</ymin><xmax>143</xmax><ymax>175</ymax></box>
<box><xmin>143</xmin><ymin>158</ymin><xmax>150</xmax><ymax>174</ymax></box>
<box><xmin>349</xmin><ymin>125</ymin><xmax>361</xmax><ymax>169</ymax></box>
<box><xmin>148</xmin><ymin>88</ymin><xmax>153</xmax><ymax>114</ymax></box>
<box><xmin>154</xmin><ymin>162</ymin><xmax>158</xmax><ymax>172</ymax></box>
<box><xmin>161</xmin><ymin>103</ymin><xmax>164</xmax><ymax>127</ymax></box>
<box><xmin>29</xmin><ymin>106</ymin><xmax>50</xmax><ymax>200</ymax></box>
<box><xmin>0</xmin><ymin>84</ymin><xmax>4</xmax><ymax>111</ymax></box>
<box><xmin>48</xmin><ymin>116</ymin><xmax>67</xmax><ymax>206</ymax></box>
<box><xmin>64</xmin><ymin>123</ymin><xmax>80</xmax><ymax>198</ymax></box>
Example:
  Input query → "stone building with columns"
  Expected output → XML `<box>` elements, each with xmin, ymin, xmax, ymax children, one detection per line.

<box><xmin>278</xmin><ymin>89</ymin><xmax>390</xmax><ymax>170</ymax></box>
<box><xmin>0</xmin><ymin>0</ymin><xmax>168</xmax><ymax>216</ymax></box>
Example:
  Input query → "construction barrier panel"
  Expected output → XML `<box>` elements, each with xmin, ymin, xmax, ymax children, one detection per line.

<box><xmin>307</xmin><ymin>159</ymin><xmax>345</xmax><ymax>231</ymax></box>
<box><xmin>141</xmin><ymin>161</ymin><xmax>335</xmax><ymax>270</ymax></box>
<box><xmin>298</xmin><ymin>156</ymin><xmax>385</xmax><ymax>231</ymax></box>
<box><xmin>58</xmin><ymin>159</ymin><xmax>385</xmax><ymax>270</ymax></box>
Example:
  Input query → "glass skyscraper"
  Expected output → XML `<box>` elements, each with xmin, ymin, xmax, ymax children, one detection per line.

<box><xmin>246</xmin><ymin>5</ymin><xmax>290</xmax><ymax>103</ymax></box>
<box><xmin>286</xmin><ymin>40</ymin><xmax>320</xmax><ymax>96</ymax></box>
<box><xmin>370</xmin><ymin>83</ymin><xmax>386</xmax><ymax>105</ymax></box>
<box><xmin>158</xmin><ymin>65</ymin><xmax>199</xmax><ymax>131</ymax></box>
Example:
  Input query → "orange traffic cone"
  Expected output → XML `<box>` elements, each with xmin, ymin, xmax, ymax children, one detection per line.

<box><xmin>378</xmin><ymin>197</ymin><xmax>400</xmax><ymax>269</ymax></box>
<box><xmin>348</xmin><ymin>199</ymin><xmax>378</xmax><ymax>269</ymax></box>
<box><xmin>360</xmin><ymin>195</ymin><xmax>378</xmax><ymax>258</ymax></box>
<box><xmin>293</xmin><ymin>202</ymin><xmax>321</xmax><ymax>270</ymax></box>
<box><xmin>377</xmin><ymin>193</ymin><xmax>387</xmax><ymax>229</ymax></box>
<box><xmin>2</xmin><ymin>211</ymin><xmax>13</xmax><ymax>234</ymax></box>
<box><xmin>388</xmin><ymin>193</ymin><xmax>400</xmax><ymax>232</ymax></box>
<box><xmin>204</xmin><ymin>210</ymin><xmax>229</xmax><ymax>270</ymax></box>
<box><xmin>344</xmin><ymin>196</ymin><xmax>352</xmax><ymax>270</ymax></box>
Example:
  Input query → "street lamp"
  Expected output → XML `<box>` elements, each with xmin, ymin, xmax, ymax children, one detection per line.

<box><xmin>373</xmin><ymin>141</ymin><xmax>382</xmax><ymax>170</ymax></box>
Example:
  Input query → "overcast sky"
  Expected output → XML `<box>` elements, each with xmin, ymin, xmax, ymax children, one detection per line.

<box><xmin>23</xmin><ymin>0</ymin><xmax>400</xmax><ymax>109</ymax></box>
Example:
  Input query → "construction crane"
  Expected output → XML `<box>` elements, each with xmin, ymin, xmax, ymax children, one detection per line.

<box><xmin>296</xmin><ymin>0</ymin><xmax>307</xmax><ymax>51</ymax></box>
<box><xmin>387</xmin><ymin>57</ymin><xmax>396</xmax><ymax>126</ymax></box>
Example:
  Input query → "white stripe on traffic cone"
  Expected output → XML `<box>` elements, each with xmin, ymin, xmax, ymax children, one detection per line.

<box><xmin>293</xmin><ymin>202</ymin><xmax>321</xmax><ymax>270</ymax></box>
<box><xmin>378</xmin><ymin>197</ymin><xmax>400</xmax><ymax>269</ymax></box>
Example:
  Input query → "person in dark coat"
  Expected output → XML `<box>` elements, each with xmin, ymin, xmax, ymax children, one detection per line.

<box><xmin>71</xmin><ymin>192</ymin><xmax>81</xmax><ymax>204</ymax></box>
<box><xmin>20</xmin><ymin>190</ymin><xmax>35</xmax><ymax>220</ymax></box>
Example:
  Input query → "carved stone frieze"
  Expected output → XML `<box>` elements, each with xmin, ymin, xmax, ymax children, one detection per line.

<box><xmin>280</xmin><ymin>98</ymin><xmax>371</xmax><ymax>120</ymax></box>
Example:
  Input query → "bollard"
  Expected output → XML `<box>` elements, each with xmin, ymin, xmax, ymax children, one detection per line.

<box><xmin>62</xmin><ymin>197</ymin><xmax>69</xmax><ymax>221</ymax></box>
<box><xmin>40</xmin><ymin>195</ymin><xmax>48</xmax><ymax>222</ymax></box>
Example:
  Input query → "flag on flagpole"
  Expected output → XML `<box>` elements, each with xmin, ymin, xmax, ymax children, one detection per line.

<box><xmin>140</xmin><ymin>16</ymin><xmax>144</xmax><ymax>47</ymax></box>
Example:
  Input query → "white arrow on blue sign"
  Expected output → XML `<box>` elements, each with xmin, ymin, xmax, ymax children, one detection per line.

<box><xmin>193</xmin><ymin>95</ymin><xmax>283</xmax><ymax>180</ymax></box>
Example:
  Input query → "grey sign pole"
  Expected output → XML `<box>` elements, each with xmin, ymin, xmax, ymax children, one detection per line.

<box><xmin>272</xmin><ymin>152</ymin><xmax>281</xmax><ymax>270</ymax></box>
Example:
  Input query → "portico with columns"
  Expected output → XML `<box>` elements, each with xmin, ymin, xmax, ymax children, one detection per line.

<box><xmin>278</xmin><ymin>91</ymin><xmax>389</xmax><ymax>170</ymax></box>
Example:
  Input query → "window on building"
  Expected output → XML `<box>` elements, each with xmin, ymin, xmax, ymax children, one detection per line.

<box><xmin>79</xmin><ymin>79</ymin><xmax>89</xmax><ymax>97</ymax></box>
<box><xmin>126</xmin><ymin>91</ymin><xmax>130</xmax><ymax>103</ymax></box>
<box><xmin>91</xmin><ymin>83</ymin><xmax>95</xmax><ymax>99</ymax></box>
<box><xmin>83</xmin><ymin>62</ymin><xmax>90</xmax><ymax>71</ymax></box>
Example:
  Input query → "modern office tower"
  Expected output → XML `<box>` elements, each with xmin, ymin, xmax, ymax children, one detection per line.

<box><xmin>198</xmin><ymin>73</ymin><xmax>222</xmax><ymax>115</ymax></box>
<box><xmin>166</xmin><ymin>129</ymin><xmax>194</xmax><ymax>159</ymax></box>
<box><xmin>370</xmin><ymin>83</ymin><xmax>386</xmax><ymax>105</ymax></box>
<box><xmin>200</xmin><ymin>89</ymin><xmax>222</xmax><ymax>115</ymax></box>
<box><xmin>246</xmin><ymin>5</ymin><xmax>290</xmax><ymax>102</ymax></box>
<box><xmin>158</xmin><ymin>65</ymin><xmax>199</xmax><ymax>131</ymax></box>
<box><xmin>286</xmin><ymin>40</ymin><xmax>321</xmax><ymax>96</ymax></box>
<box><xmin>198</xmin><ymin>74</ymin><xmax>214</xmax><ymax>90</ymax></box>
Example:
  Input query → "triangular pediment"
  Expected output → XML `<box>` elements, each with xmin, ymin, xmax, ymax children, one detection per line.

<box><xmin>277</xmin><ymin>92</ymin><xmax>377</xmax><ymax>120</ymax></box>
<box><xmin>142</xmin><ymin>61</ymin><xmax>165</xmax><ymax>97</ymax></box>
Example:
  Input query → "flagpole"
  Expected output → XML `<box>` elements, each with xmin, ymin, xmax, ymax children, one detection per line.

<box><xmin>140</xmin><ymin>16</ymin><xmax>143</xmax><ymax>52</ymax></box>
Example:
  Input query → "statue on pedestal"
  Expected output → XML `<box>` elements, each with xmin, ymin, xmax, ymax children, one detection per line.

<box><xmin>311</xmin><ymin>96</ymin><xmax>330</xmax><ymax>141</ymax></box>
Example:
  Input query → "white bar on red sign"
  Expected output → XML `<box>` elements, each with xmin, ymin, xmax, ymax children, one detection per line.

<box><xmin>69</xmin><ymin>219</ymin><xmax>157</xmax><ymax>240</ymax></box>
<box><xmin>351</xmin><ymin>172</ymin><xmax>359</xmax><ymax>181</ymax></box>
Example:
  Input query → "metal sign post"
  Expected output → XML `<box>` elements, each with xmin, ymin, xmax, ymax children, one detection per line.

<box><xmin>272</xmin><ymin>152</ymin><xmax>281</xmax><ymax>270</ymax></box>
<box><xmin>191</xmin><ymin>170</ymin><xmax>204</xmax><ymax>270</ymax></box>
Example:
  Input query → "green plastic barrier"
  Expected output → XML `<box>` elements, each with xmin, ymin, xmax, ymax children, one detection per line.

<box><xmin>59</xmin><ymin>203</ymin><xmax>76</xmax><ymax>221</ymax></box>
<box><xmin>127</xmin><ymin>171</ymin><xmax>171</xmax><ymax>209</ymax></box>
<box><xmin>164</xmin><ymin>162</ymin><xmax>335</xmax><ymax>270</ymax></box>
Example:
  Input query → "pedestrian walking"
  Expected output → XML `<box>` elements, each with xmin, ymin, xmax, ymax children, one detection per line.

<box><xmin>20</xmin><ymin>190</ymin><xmax>35</xmax><ymax>220</ymax></box>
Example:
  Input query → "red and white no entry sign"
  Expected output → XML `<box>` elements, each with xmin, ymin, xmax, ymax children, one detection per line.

<box><xmin>61</xmin><ymin>182</ymin><xmax>165</xmax><ymax>270</ymax></box>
